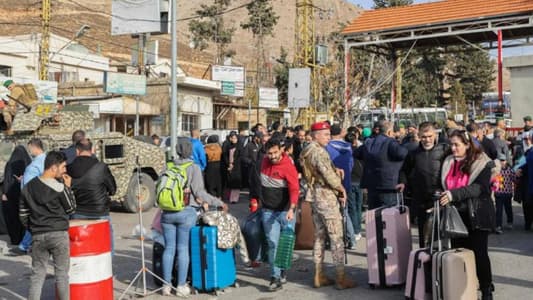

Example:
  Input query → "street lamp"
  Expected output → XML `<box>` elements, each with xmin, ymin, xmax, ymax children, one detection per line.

<box><xmin>49</xmin><ymin>24</ymin><xmax>91</xmax><ymax>62</ymax></box>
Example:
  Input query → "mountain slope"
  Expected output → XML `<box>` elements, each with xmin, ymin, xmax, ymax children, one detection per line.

<box><xmin>0</xmin><ymin>0</ymin><xmax>362</xmax><ymax>70</ymax></box>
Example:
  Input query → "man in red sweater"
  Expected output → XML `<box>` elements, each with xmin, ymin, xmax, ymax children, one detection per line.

<box><xmin>260</xmin><ymin>138</ymin><xmax>299</xmax><ymax>291</ymax></box>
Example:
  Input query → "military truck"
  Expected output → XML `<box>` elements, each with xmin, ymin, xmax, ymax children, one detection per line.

<box><xmin>0</xmin><ymin>103</ymin><xmax>165</xmax><ymax>213</ymax></box>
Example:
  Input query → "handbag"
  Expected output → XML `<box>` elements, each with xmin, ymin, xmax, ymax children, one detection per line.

<box><xmin>441</xmin><ymin>205</ymin><xmax>469</xmax><ymax>238</ymax></box>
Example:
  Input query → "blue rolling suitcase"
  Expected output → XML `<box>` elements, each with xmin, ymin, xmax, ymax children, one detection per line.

<box><xmin>190</xmin><ymin>226</ymin><xmax>237</xmax><ymax>293</ymax></box>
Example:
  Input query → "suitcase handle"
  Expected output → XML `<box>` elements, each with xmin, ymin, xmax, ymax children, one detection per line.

<box><xmin>430</xmin><ymin>199</ymin><xmax>451</xmax><ymax>254</ymax></box>
<box><xmin>396</xmin><ymin>192</ymin><xmax>404</xmax><ymax>207</ymax></box>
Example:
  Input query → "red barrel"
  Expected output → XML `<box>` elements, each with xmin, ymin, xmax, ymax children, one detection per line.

<box><xmin>68</xmin><ymin>219</ymin><xmax>113</xmax><ymax>300</ymax></box>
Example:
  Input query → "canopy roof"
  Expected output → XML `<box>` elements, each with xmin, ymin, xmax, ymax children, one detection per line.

<box><xmin>343</xmin><ymin>0</ymin><xmax>533</xmax><ymax>49</ymax></box>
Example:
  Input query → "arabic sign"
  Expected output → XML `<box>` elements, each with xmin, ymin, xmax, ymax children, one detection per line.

<box><xmin>211</xmin><ymin>65</ymin><xmax>245</xmax><ymax>82</ymax></box>
<box><xmin>221</xmin><ymin>81</ymin><xmax>235</xmax><ymax>96</ymax></box>
<box><xmin>259</xmin><ymin>87</ymin><xmax>279</xmax><ymax>108</ymax></box>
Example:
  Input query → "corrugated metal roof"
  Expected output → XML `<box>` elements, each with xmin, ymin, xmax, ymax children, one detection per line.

<box><xmin>342</xmin><ymin>0</ymin><xmax>533</xmax><ymax>35</ymax></box>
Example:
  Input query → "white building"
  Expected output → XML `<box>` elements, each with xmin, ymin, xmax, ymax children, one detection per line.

<box><xmin>0</xmin><ymin>33</ymin><xmax>109</xmax><ymax>82</ymax></box>
<box><xmin>147</xmin><ymin>59</ymin><xmax>220</xmax><ymax>135</ymax></box>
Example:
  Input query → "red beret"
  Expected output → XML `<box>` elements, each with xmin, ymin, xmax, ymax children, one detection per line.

<box><xmin>311</xmin><ymin>122</ymin><xmax>331</xmax><ymax>132</ymax></box>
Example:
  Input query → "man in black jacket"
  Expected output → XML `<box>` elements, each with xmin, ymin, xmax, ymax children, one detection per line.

<box><xmin>402</xmin><ymin>122</ymin><xmax>448</xmax><ymax>247</ymax></box>
<box><xmin>467</xmin><ymin>123</ymin><xmax>497</xmax><ymax>160</ymax></box>
<box><xmin>19</xmin><ymin>151</ymin><xmax>76</xmax><ymax>300</ymax></box>
<box><xmin>242</xmin><ymin>131</ymin><xmax>263</xmax><ymax>187</ymax></box>
<box><xmin>61</xmin><ymin>130</ymin><xmax>85</xmax><ymax>165</ymax></box>
<box><xmin>249</xmin><ymin>133</ymin><xmax>271</xmax><ymax>204</ymax></box>
<box><xmin>67</xmin><ymin>139</ymin><xmax>117</xmax><ymax>247</ymax></box>
<box><xmin>356</xmin><ymin>120</ymin><xmax>408</xmax><ymax>209</ymax></box>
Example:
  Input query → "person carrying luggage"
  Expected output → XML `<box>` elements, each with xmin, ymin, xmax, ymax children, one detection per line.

<box><xmin>159</xmin><ymin>139</ymin><xmax>227</xmax><ymax>297</ymax></box>
<box><xmin>437</xmin><ymin>129</ymin><xmax>496</xmax><ymax>300</ymax></box>
<box><xmin>300</xmin><ymin>122</ymin><xmax>356</xmax><ymax>290</ymax></box>
<box><xmin>259</xmin><ymin>138</ymin><xmax>299</xmax><ymax>291</ymax></box>
<box><xmin>402</xmin><ymin>122</ymin><xmax>448</xmax><ymax>248</ymax></box>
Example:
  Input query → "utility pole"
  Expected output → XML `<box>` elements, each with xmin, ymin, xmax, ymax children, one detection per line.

<box><xmin>295</xmin><ymin>0</ymin><xmax>316</xmax><ymax>127</ymax></box>
<box><xmin>39</xmin><ymin>0</ymin><xmax>51</xmax><ymax>80</ymax></box>
<box><xmin>135</xmin><ymin>33</ymin><xmax>146</xmax><ymax>136</ymax></box>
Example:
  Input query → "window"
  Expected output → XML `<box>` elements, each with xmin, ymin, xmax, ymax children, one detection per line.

<box><xmin>104</xmin><ymin>145</ymin><xmax>124</xmax><ymax>159</ymax></box>
<box><xmin>182</xmin><ymin>114</ymin><xmax>199</xmax><ymax>132</ymax></box>
<box><xmin>49</xmin><ymin>71</ymin><xmax>79</xmax><ymax>83</ymax></box>
<box><xmin>213</xmin><ymin>119</ymin><xmax>227</xmax><ymax>129</ymax></box>
<box><xmin>0</xmin><ymin>65</ymin><xmax>12</xmax><ymax>77</ymax></box>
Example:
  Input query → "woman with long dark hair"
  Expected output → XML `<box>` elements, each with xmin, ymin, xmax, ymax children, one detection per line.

<box><xmin>438</xmin><ymin>130</ymin><xmax>496</xmax><ymax>300</ymax></box>
<box><xmin>1</xmin><ymin>145</ymin><xmax>32</xmax><ymax>244</ymax></box>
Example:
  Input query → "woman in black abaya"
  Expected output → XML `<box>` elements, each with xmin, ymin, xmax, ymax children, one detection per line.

<box><xmin>2</xmin><ymin>145</ymin><xmax>31</xmax><ymax>244</ymax></box>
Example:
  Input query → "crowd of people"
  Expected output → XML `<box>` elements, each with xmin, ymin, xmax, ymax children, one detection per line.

<box><xmin>2</xmin><ymin>130</ymin><xmax>117</xmax><ymax>300</ymax></box>
<box><xmin>188</xmin><ymin>115</ymin><xmax>533</xmax><ymax>299</ymax></box>
<box><xmin>3</xmin><ymin>114</ymin><xmax>533</xmax><ymax>299</ymax></box>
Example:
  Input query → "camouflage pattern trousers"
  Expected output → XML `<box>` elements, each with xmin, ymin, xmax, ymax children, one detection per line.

<box><xmin>311</xmin><ymin>187</ymin><xmax>345</xmax><ymax>266</ymax></box>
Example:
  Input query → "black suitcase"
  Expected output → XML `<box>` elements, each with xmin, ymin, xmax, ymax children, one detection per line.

<box><xmin>152</xmin><ymin>242</ymin><xmax>177</xmax><ymax>287</ymax></box>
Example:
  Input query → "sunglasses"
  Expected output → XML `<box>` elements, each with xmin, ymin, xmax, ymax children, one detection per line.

<box><xmin>454</xmin><ymin>129</ymin><xmax>470</xmax><ymax>142</ymax></box>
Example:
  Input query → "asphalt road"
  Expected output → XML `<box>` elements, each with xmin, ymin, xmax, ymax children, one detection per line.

<box><xmin>1</xmin><ymin>193</ymin><xmax>532</xmax><ymax>300</ymax></box>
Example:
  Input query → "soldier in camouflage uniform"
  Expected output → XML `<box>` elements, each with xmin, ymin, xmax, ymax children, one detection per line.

<box><xmin>300</xmin><ymin>122</ymin><xmax>357</xmax><ymax>290</ymax></box>
<box><xmin>2</xmin><ymin>80</ymin><xmax>36</xmax><ymax>134</ymax></box>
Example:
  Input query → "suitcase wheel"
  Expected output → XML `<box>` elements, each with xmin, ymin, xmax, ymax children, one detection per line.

<box><xmin>215</xmin><ymin>290</ymin><xmax>222</xmax><ymax>296</ymax></box>
<box><xmin>369</xmin><ymin>284</ymin><xmax>376</xmax><ymax>290</ymax></box>
<box><xmin>234</xmin><ymin>282</ymin><xmax>240</xmax><ymax>288</ymax></box>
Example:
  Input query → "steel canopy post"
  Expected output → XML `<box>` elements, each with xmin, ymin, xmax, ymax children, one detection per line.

<box><xmin>497</xmin><ymin>29</ymin><xmax>503</xmax><ymax>108</ymax></box>
<box><xmin>344</xmin><ymin>40</ymin><xmax>350</xmax><ymax>126</ymax></box>
<box><xmin>170</xmin><ymin>0</ymin><xmax>178</xmax><ymax>159</ymax></box>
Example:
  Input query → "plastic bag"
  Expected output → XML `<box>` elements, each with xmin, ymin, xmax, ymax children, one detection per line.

<box><xmin>441</xmin><ymin>205</ymin><xmax>469</xmax><ymax>238</ymax></box>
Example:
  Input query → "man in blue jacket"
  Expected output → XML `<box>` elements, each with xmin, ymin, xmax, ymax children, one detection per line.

<box><xmin>356</xmin><ymin>120</ymin><xmax>408</xmax><ymax>209</ymax></box>
<box><xmin>190</xmin><ymin>129</ymin><xmax>207</xmax><ymax>171</ymax></box>
<box><xmin>13</xmin><ymin>138</ymin><xmax>46</xmax><ymax>255</ymax></box>
<box><xmin>326</xmin><ymin>124</ymin><xmax>356</xmax><ymax>249</ymax></box>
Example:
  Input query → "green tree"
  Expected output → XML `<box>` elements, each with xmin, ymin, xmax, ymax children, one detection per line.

<box><xmin>448</xmin><ymin>80</ymin><xmax>468</xmax><ymax>120</ymax></box>
<box><xmin>401</xmin><ymin>50</ymin><xmax>448</xmax><ymax>107</ymax></box>
<box><xmin>273</xmin><ymin>47</ymin><xmax>290</xmax><ymax>104</ymax></box>
<box><xmin>241</xmin><ymin>0</ymin><xmax>279</xmax><ymax>86</ymax></box>
<box><xmin>373</xmin><ymin>0</ymin><xmax>413</xmax><ymax>8</ymax></box>
<box><xmin>189</xmin><ymin>0</ymin><xmax>236</xmax><ymax>63</ymax></box>
<box><xmin>451</xmin><ymin>46</ymin><xmax>494</xmax><ymax>109</ymax></box>
<box><xmin>241</xmin><ymin>0</ymin><xmax>279</xmax><ymax>37</ymax></box>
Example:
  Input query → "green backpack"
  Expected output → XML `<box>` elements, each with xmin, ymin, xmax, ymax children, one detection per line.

<box><xmin>156</xmin><ymin>161</ymin><xmax>193</xmax><ymax>211</ymax></box>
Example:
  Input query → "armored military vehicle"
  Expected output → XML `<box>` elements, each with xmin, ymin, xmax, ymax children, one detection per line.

<box><xmin>0</xmin><ymin>103</ymin><xmax>165</xmax><ymax>213</ymax></box>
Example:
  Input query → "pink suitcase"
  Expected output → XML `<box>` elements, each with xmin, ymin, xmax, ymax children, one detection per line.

<box><xmin>366</xmin><ymin>195</ymin><xmax>412</xmax><ymax>288</ymax></box>
<box><xmin>404</xmin><ymin>248</ymin><xmax>432</xmax><ymax>300</ymax></box>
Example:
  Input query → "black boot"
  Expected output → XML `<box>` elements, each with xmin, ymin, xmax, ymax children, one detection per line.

<box><xmin>481</xmin><ymin>288</ymin><xmax>493</xmax><ymax>300</ymax></box>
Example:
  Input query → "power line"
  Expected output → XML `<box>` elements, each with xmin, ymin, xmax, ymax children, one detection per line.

<box><xmin>1</xmin><ymin>20</ymin><xmax>171</xmax><ymax>61</ymax></box>
<box><xmin>3</xmin><ymin>0</ymin><xmax>255</xmax><ymax>67</ymax></box>
<box><xmin>349</xmin><ymin>40</ymin><xmax>418</xmax><ymax>110</ymax></box>
<box><xmin>63</xmin><ymin>0</ymin><xmax>254</xmax><ymax>23</ymax></box>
